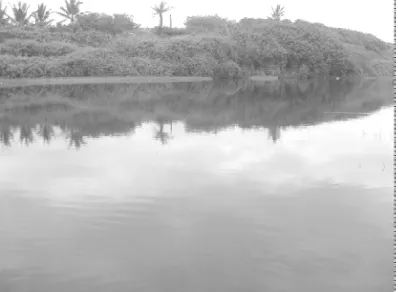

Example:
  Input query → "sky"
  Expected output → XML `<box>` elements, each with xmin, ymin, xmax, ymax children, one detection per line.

<box><xmin>7</xmin><ymin>0</ymin><xmax>395</xmax><ymax>42</ymax></box>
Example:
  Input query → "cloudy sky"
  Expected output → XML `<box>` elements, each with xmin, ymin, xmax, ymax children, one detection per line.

<box><xmin>6</xmin><ymin>0</ymin><xmax>394</xmax><ymax>41</ymax></box>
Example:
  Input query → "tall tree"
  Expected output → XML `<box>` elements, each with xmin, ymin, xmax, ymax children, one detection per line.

<box><xmin>0</xmin><ymin>1</ymin><xmax>8</xmax><ymax>26</ymax></box>
<box><xmin>269</xmin><ymin>4</ymin><xmax>285</xmax><ymax>21</ymax></box>
<box><xmin>57</xmin><ymin>0</ymin><xmax>83</xmax><ymax>24</ymax></box>
<box><xmin>151</xmin><ymin>1</ymin><xmax>172</xmax><ymax>33</ymax></box>
<box><xmin>9</xmin><ymin>2</ymin><xmax>32</xmax><ymax>26</ymax></box>
<box><xmin>32</xmin><ymin>3</ymin><xmax>52</xmax><ymax>26</ymax></box>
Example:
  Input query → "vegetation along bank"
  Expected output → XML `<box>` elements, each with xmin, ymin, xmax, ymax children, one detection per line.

<box><xmin>0</xmin><ymin>1</ymin><xmax>393</xmax><ymax>79</ymax></box>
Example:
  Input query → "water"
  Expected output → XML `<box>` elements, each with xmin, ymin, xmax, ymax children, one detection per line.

<box><xmin>0</xmin><ymin>79</ymin><xmax>394</xmax><ymax>292</ymax></box>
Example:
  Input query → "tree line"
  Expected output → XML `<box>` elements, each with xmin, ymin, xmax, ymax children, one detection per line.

<box><xmin>0</xmin><ymin>0</ymin><xmax>286</xmax><ymax>34</ymax></box>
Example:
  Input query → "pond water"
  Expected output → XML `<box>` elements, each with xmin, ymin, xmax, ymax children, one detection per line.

<box><xmin>0</xmin><ymin>78</ymin><xmax>394</xmax><ymax>292</ymax></box>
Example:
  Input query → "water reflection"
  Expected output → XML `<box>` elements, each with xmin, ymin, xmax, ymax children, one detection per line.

<box><xmin>0</xmin><ymin>78</ymin><xmax>394</xmax><ymax>292</ymax></box>
<box><xmin>0</xmin><ymin>78</ymin><xmax>393</xmax><ymax>149</ymax></box>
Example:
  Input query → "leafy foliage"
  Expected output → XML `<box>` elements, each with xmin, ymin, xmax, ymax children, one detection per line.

<box><xmin>77</xmin><ymin>12</ymin><xmax>139</xmax><ymax>35</ymax></box>
<box><xmin>0</xmin><ymin>0</ymin><xmax>8</xmax><ymax>26</ymax></box>
<box><xmin>152</xmin><ymin>26</ymin><xmax>189</xmax><ymax>37</ymax></box>
<box><xmin>9</xmin><ymin>2</ymin><xmax>32</xmax><ymax>26</ymax></box>
<box><xmin>184</xmin><ymin>15</ymin><xmax>235</xmax><ymax>35</ymax></box>
<box><xmin>0</xmin><ymin>48</ymin><xmax>140</xmax><ymax>78</ymax></box>
<box><xmin>1</xmin><ymin>39</ymin><xmax>76</xmax><ymax>57</ymax></box>
<box><xmin>58</xmin><ymin>0</ymin><xmax>83</xmax><ymax>24</ymax></box>
<box><xmin>0</xmin><ymin>12</ymin><xmax>392</xmax><ymax>79</ymax></box>
<box><xmin>0</xmin><ymin>26</ymin><xmax>113</xmax><ymax>46</ymax></box>
<box><xmin>32</xmin><ymin>3</ymin><xmax>52</xmax><ymax>27</ymax></box>
<box><xmin>269</xmin><ymin>4</ymin><xmax>285</xmax><ymax>21</ymax></box>
<box><xmin>231</xmin><ymin>18</ymin><xmax>391</xmax><ymax>77</ymax></box>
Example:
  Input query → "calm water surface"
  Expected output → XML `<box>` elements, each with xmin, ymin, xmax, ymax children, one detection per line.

<box><xmin>0</xmin><ymin>79</ymin><xmax>394</xmax><ymax>292</ymax></box>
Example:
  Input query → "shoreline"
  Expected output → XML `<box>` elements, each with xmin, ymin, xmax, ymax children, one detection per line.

<box><xmin>0</xmin><ymin>75</ymin><xmax>390</xmax><ymax>89</ymax></box>
<box><xmin>0</xmin><ymin>76</ymin><xmax>214</xmax><ymax>88</ymax></box>
<box><xmin>0</xmin><ymin>76</ymin><xmax>280</xmax><ymax>88</ymax></box>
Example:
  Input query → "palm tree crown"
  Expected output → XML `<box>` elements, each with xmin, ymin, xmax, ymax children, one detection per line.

<box><xmin>152</xmin><ymin>1</ymin><xmax>172</xmax><ymax>32</ymax></box>
<box><xmin>9</xmin><ymin>2</ymin><xmax>32</xmax><ymax>26</ymax></box>
<box><xmin>0</xmin><ymin>1</ymin><xmax>8</xmax><ymax>25</ymax></box>
<box><xmin>58</xmin><ymin>0</ymin><xmax>83</xmax><ymax>24</ymax></box>
<box><xmin>32</xmin><ymin>3</ymin><xmax>52</xmax><ymax>26</ymax></box>
<box><xmin>270</xmin><ymin>4</ymin><xmax>285</xmax><ymax>21</ymax></box>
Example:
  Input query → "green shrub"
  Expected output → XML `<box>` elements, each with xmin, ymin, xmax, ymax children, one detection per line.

<box><xmin>163</xmin><ymin>38</ymin><xmax>199</xmax><ymax>60</ymax></box>
<box><xmin>111</xmin><ymin>37</ymin><xmax>168</xmax><ymax>59</ymax></box>
<box><xmin>77</xmin><ymin>13</ymin><xmax>139</xmax><ymax>35</ymax></box>
<box><xmin>0</xmin><ymin>49</ymin><xmax>141</xmax><ymax>78</ymax></box>
<box><xmin>0</xmin><ymin>26</ymin><xmax>113</xmax><ymax>47</ymax></box>
<box><xmin>68</xmin><ymin>31</ymin><xmax>113</xmax><ymax>47</ymax></box>
<box><xmin>56</xmin><ymin>48</ymin><xmax>139</xmax><ymax>77</ymax></box>
<box><xmin>1</xmin><ymin>39</ymin><xmax>77</xmax><ymax>57</ymax></box>
<box><xmin>213</xmin><ymin>60</ymin><xmax>243</xmax><ymax>79</ymax></box>
<box><xmin>152</xmin><ymin>26</ymin><xmax>189</xmax><ymax>37</ymax></box>
<box><xmin>172</xmin><ymin>55</ymin><xmax>218</xmax><ymax>76</ymax></box>
<box><xmin>185</xmin><ymin>15</ymin><xmax>235</xmax><ymax>36</ymax></box>
<box><xmin>0</xmin><ymin>55</ymin><xmax>48</xmax><ymax>78</ymax></box>
<box><xmin>129</xmin><ymin>57</ymin><xmax>174</xmax><ymax>76</ymax></box>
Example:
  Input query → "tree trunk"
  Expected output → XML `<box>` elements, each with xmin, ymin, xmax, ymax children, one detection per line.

<box><xmin>159</xmin><ymin>14</ymin><xmax>163</xmax><ymax>34</ymax></box>
<box><xmin>170</xmin><ymin>14</ymin><xmax>172</xmax><ymax>28</ymax></box>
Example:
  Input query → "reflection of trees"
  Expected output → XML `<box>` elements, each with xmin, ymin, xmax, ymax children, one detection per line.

<box><xmin>19</xmin><ymin>125</ymin><xmax>34</xmax><ymax>145</ymax></box>
<box><xmin>0</xmin><ymin>125</ymin><xmax>14</xmax><ymax>147</ymax></box>
<box><xmin>0</xmin><ymin>78</ymin><xmax>392</xmax><ymax>148</ymax></box>
<box><xmin>153</xmin><ymin>118</ymin><xmax>173</xmax><ymax>145</ymax></box>
<box><xmin>268</xmin><ymin>126</ymin><xmax>281</xmax><ymax>143</ymax></box>
<box><xmin>68</xmin><ymin>131</ymin><xmax>86</xmax><ymax>150</ymax></box>
<box><xmin>38</xmin><ymin>123</ymin><xmax>55</xmax><ymax>144</ymax></box>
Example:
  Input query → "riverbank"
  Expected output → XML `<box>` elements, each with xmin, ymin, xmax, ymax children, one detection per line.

<box><xmin>0</xmin><ymin>20</ymin><xmax>392</xmax><ymax>79</ymax></box>
<box><xmin>0</xmin><ymin>76</ymin><xmax>281</xmax><ymax>88</ymax></box>
<box><xmin>0</xmin><ymin>76</ymin><xmax>215</xmax><ymax>88</ymax></box>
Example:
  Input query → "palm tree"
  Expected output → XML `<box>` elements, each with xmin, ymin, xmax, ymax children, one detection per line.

<box><xmin>32</xmin><ymin>3</ymin><xmax>52</xmax><ymax>26</ymax></box>
<box><xmin>57</xmin><ymin>0</ymin><xmax>83</xmax><ymax>24</ymax></box>
<box><xmin>0</xmin><ymin>1</ymin><xmax>9</xmax><ymax>26</ymax></box>
<box><xmin>9</xmin><ymin>2</ymin><xmax>32</xmax><ymax>26</ymax></box>
<box><xmin>151</xmin><ymin>1</ymin><xmax>172</xmax><ymax>33</ymax></box>
<box><xmin>269</xmin><ymin>4</ymin><xmax>285</xmax><ymax>21</ymax></box>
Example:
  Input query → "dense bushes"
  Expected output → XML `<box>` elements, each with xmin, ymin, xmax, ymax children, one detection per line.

<box><xmin>0</xmin><ymin>26</ymin><xmax>112</xmax><ymax>47</ymax></box>
<box><xmin>0</xmin><ymin>16</ymin><xmax>393</xmax><ymax>79</ymax></box>
<box><xmin>171</xmin><ymin>55</ymin><xmax>218</xmax><ymax>76</ymax></box>
<box><xmin>112</xmin><ymin>35</ymin><xmax>237</xmax><ymax>63</ymax></box>
<box><xmin>0</xmin><ymin>49</ymin><xmax>141</xmax><ymax>78</ymax></box>
<box><xmin>55</xmin><ymin>49</ymin><xmax>140</xmax><ymax>77</ymax></box>
<box><xmin>231</xmin><ymin>18</ymin><xmax>391</xmax><ymax>77</ymax></box>
<box><xmin>1</xmin><ymin>39</ymin><xmax>77</xmax><ymax>56</ymax></box>
<box><xmin>151</xmin><ymin>26</ymin><xmax>190</xmax><ymax>37</ymax></box>
<box><xmin>213</xmin><ymin>61</ymin><xmax>243</xmax><ymax>79</ymax></box>
<box><xmin>77</xmin><ymin>13</ymin><xmax>139</xmax><ymax>35</ymax></box>
<box><xmin>184</xmin><ymin>15</ymin><xmax>236</xmax><ymax>36</ymax></box>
